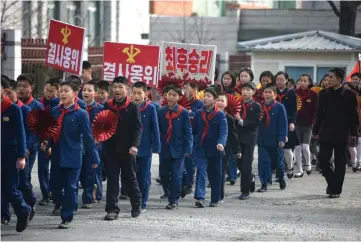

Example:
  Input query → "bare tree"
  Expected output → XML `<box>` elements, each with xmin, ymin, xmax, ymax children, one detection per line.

<box><xmin>327</xmin><ymin>1</ymin><xmax>361</xmax><ymax>36</ymax></box>
<box><xmin>0</xmin><ymin>0</ymin><xmax>22</xmax><ymax>29</ymax></box>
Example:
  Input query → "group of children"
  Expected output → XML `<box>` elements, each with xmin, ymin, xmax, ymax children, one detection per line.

<box><xmin>2</xmin><ymin>59</ymin><xmax>360</xmax><ymax>232</ymax></box>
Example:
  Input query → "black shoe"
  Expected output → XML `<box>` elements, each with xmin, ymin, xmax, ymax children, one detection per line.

<box><xmin>275</xmin><ymin>177</ymin><xmax>280</xmax><ymax>183</ymax></box>
<box><xmin>49</xmin><ymin>192</ymin><xmax>53</xmax><ymax>201</ymax></box>
<box><xmin>58</xmin><ymin>221</ymin><xmax>70</xmax><ymax>229</ymax></box>
<box><xmin>294</xmin><ymin>172</ymin><xmax>304</xmax><ymax>178</ymax></box>
<box><xmin>180</xmin><ymin>186</ymin><xmax>188</xmax><ymax>198</ymax></box>
<box><xmin>102</xmin><ymin>176</ymin><xmax>107</xmax><ymax>182</ymax></box>
<box><xmin>29</xmin><ymin>207</ymin><xmax>35</xmax><ymax>221</ymax></box>
<box><xmin>239</xmin><ymin>193</ymin><xmax>250</xmax><ymax>200</ymax></box>
<box><xmin>306</xmin><ymin>166</ymin><xmax>312</xmax><ymax>175</ymax></box>
<box><xmin>165</xmin><ymin>203</ymin><xmax>177</xmax><ymax>209</ymax></box>
<box><xmin>52</xmin><ymin>206</ymin><xmax>60</xmax><ymax>216</ymax></box>
<box><xmin>237</xmin><ymin>172</ymin><xmax>241</xmax><ymax>177</ymax></box>
<box><xmin>311</xmin><ymin>159</ymin><xmax>317</xmax><ymax>166</ymax></box>
<box><xmin>326</xmin><ymin>186</ymin><xmax>330</xmax><ymax>195</ymax></box>
<box><xmin>156</xmin><ymin>178</ymin><xmax>162</xmax><ymax>185</ymax></box>
<box><xmin>160</xmin><ymin>194</ymin><xmax>168</xmax><ymax>199</ymax></box>
<box><xmin>104</xmin><ymin>212</ymin><xmax>118</xmax><ymax>221</ymax></box>
<box><xmin>119</xmin><ymin>194</ymin><xmax>128</xmax><ymax>200</ymax></box>
<box><xmin>287</xmin><ymin>170</ymin><xmax>294</xmax><ymax>179</ymax></box>
<box><xmin>38</xmin><ymin>198</ymin><xmax>50</xmax><ymax>206</ymax></box>
<box><xmin>229</xmin><ymin>180</ymin><xmax>236</xmax><ymax>185</ymax></box>
<box><xmin>250</xmin><ymin>174</ymin><xmax>256</xmax><ymax>193</ymax></box>
<box><xmin>352</xmin><ymin>167</ymin><xmax>358</xmax><ymax>172</ymax></box>
<box><xmin>16</xmin><ymin>213</ymin><xmax>29</xmax><ymax>232</ymax></box>
<box><xmin>329</xmin><ymin>193</ymin><xmax>340</xmax><ymax>199</ymax></box>
<box><xmin>131</xmin><ymin>209</ymin><xmax>141</xmax><ymax>218</ymax></box>
<box><xmin>209</xmin><ymin>202</ymin><xmax>218</xmax><ymax>207</ymax></box>
<box><xmin>257</xmin><ymin>186</ymin><xmax>267</xmax><ymax>192</ymax></box>
<box><xmin>226</xmin><ymin>177</ymin><xmax>231</xmax><ymax>182</ymax></box>
<box><xmin>1</xmin><ymin>219</ymin><xmax>10</xmax><ymax>225</ymax></box>
<box><xmin>280</xmin><ymin>181</ymin><xmax>286</xmax><ymax>190</ymax></box>
<box><xmin>195</xmin><ymin>199</ymin><xmax>205</xmax><ymax>208</ymax></box>
<box><xmin>186</xmin><ymin>188</ymin><xmax>193</xmax><ymax>195</ymax></box>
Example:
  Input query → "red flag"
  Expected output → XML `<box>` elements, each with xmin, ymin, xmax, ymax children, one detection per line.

<box><xmin>346</xmin><ymin>61</ymin><xmax>361</xmax><ymax>82</ymax></box>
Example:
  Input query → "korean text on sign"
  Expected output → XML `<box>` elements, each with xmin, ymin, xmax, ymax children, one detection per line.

<box><xmin>159</xmin><ymin>42</ymin><xmax>217</xmax><ymax>85</ymax></box>
<box><xmin>102</xmin><ymin>42</ymin><xmax>160</xmax><ymax>88</ymax></box>
<box><xmin>45</xmin><ymin>19</ymin><xmax>85</xmax><ymax>75</ymax></box>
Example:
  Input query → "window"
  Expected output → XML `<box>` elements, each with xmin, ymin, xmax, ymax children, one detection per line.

<box><xmin>285</xmin><ymin>66</ymin><xmax>314</xmax><ymax>81</ymax></box>
<box><xmin>316</xmin><ymin>66</ymin><xmax>347</xmax><ymax>84</ymax></box>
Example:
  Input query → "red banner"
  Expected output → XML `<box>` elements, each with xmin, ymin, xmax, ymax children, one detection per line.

<box><xmin>45</xmin><ymin>19</ymin><xmax>85</xmax><ymax>75</ymax></box>
<box><xmin>102</xmin><ymin>42</ymin><xmax>160</xmax><ymax>87</ymax></box>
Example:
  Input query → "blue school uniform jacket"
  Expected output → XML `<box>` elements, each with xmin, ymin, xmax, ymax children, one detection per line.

<box><xmin>193</xmin><ymin>107</ymin><xmax>228</xmax><ymax>158</ymax></box>
<box><xmin>22</xmin><ymin>96</ymin><xmax>43</xmax><ymax>150</ymax></box>
<box><xmin>276</xmin><ymin>88</ymin><xmax>297</xmax><ymax>125</ymax></box>
<box><xmin>1</xmin><ymin>103</ymin><xmax>26</xmax><ymax>158</ymax></box>
<box><xmin>151</xmin><ymin>101</ymin><xmax>161</xmax><ymax>112</ymax></box>
<box><xmin>86</xmin><ymin>101</ymin><xmax>103</xmax><ymax>155</ymax></box>
<box><xmin>257</xmin><ymin>100</ymin><xmax>288</xmax><ymax>147</ymax></box>
<box><xmin>138</xmin><ymin>101</ymin><xmax>161</xmax><ymax>157</ymax></box>
<box><xmin>76</xmin><ymin>97</ymin><xmax>87</xmax><ymax>110</ymax></box>
<box><xmin>51</xmin><ymin>104</ymin><xmax>100</xmax><ymax>168</ymax></box>
<box><xmin>158</xmin><ymin>104</ymin><xmax>193</xmax><ymax>159</ymax></box>
<box><xmin>189</xmin><ymin>99</ymin><xmax>204</xmax><ymax>118</ymax></box>
<box><xmin>15</xmin><ymin>100</ymin><xmax>33</xmax><ymax>151</ymax></box>
<box><xmin>38</xmin><ymin>97</ymin><xmax>60</xmax><ymax>112</ymax></box>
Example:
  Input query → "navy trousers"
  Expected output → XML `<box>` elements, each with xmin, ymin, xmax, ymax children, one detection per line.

<box><xmin>27</xmin><ymin>143</ymin><xmax>39</xmax><ymax>184</ymax></box>
<box><xmin>1</xmin><ymin>148</ymin><xmax>31</xmax><ymax>221</ymax></box>
<box><xmin>18</xmin><ymin>155</ymin><xmax>36</xmax><ymax>207</ymax></box>
<box><xmin>182</xmin><ymin>153</ymin><xmax>195</xmax><ymax>189</ymax></box>
<box><xmin>37</xmin><ymin>149</ymin><xmax>51</xmax><ymax>199</ymax></box>
<box><xmin>258</xmin><ymin>146</ymin><xmax>285</xmax><ymax>187</ymax></box>
<box><xmin>194</xmin><ymin>156</ymin><xmax>222</xmax><ymax>203</ymax></box>
<box><xmin>136</xmin><ymin>156</ymin><xmax>152</xmax><ymax>209</ymax></box>
<box><xmin>81</xmin><ymin>160</ymin><xmax>96</xmax><ymax>204</ymax></box>
<box><xmin>159</xmin><ymin>156</ymin><xmax>184</xmax><ymax>205</ymax></box>
<box><xmin>226</xmin><ymin>154</ymin><xmax>238</xmax><ymax>181</ymax></box>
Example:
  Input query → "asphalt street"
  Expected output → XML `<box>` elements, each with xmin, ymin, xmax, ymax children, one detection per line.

<box><xmin>2</xmin><ymin>152</ymin><xmax>361</xmax><ymax>241</ymax></box>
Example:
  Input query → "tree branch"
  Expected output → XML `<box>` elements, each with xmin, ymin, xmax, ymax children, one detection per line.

<box><xmin>327</xmin><ymin>1</ymin><xmax>340</xmax><ymax>17</ymax></box>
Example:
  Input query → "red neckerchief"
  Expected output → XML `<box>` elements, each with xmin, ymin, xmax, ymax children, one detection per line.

<box><xmin>54</xmin><ymin>103</ymin><xmax>80</xmax><ymax>143</ymax></box>
<box><xmin>140</xmin><ymin>100</ymin><xmax>150</xmax><ymax>112</ymax></box>
<box><xmin>201</xmin><ymin>106</ymin><xmax>219</xmax><ymax>145</ymax></box>
<box><xmin>40</xmin><ymin>97</ymin><xmax>52</xmax><ymax>111</ymax></box>
<box><xmin>261</xmin><ymin>101</ymin><xmax>277</xmax><ymax>128</ymax></box>
<box><xmin>23</xmin><ymin>95</ymin><xmax>34</xmax><ymax>106</ymax></box>
<box><xmin>74</xmin><ymin>97</ymin><xmax>80</xmax><ymax>103</ymax></box>
<box><xmin>241</xmin><ymin>101</ymin><xmax>250</xmax><ymax>120</ymax></box>
<box><xmin>297</xmin><ymin>88</ymin><xmax>311</xmax><ymax>102</ymax></box>
<box><xmin>189</xmin><ymin>95</ymin><xmax>197</xmax><ymax>105</ymax></box>
<box><xmin>15</xmin><ymin>99</ymin><xmax>24</xmax><ymax>108</ymax></box>
<box><xmin>86</xmin><ymin>102</ymin><xmax>97</xmax><ymax>117</ymax></box>
<box><xmin>165</xmin><ymin>105</ymin><xmax>184</xmax><ymax>144</ymax></box>
<box><xmin>1</xmin><ymin>96</ymin><xmax>13</xmax><ymax>113</ymax></box>
<box><xmin>276</xmin><ymin>88</ymin><xmax>289</xmax><ymax>103</ymax></box>
<box><xmin>107</xmin><ymin>96</ymin><xmax>132</xmax><ymax>114</ymax></box>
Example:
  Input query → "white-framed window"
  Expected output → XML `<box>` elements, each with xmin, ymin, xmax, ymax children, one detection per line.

<box><xmin>285</xmin><ymin>66</ymin><xmax>314</xmax><ymax>82</ymax></box>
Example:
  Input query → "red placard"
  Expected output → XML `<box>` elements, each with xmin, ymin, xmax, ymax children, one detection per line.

<box><xmin>45</xmin><ymin>19</ymin><xmax>85</xmax><ymax>75</ymax></box>
<box><xmin>102</xmin><ymin>42</ymin><xmax>160</xmax><ymax>88</ymax></box>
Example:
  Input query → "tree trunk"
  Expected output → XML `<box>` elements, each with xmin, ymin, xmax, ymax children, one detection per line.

<box><xmin>338</xmin><ymin>1</ymin><xmax>357</xmax><ymax>36</ymax></box>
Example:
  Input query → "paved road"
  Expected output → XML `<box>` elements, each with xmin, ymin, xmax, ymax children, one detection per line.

<box><xmin>2</xmin><ymin>152</ymin><xmax>361</xmax><ymax>241</ymax></box>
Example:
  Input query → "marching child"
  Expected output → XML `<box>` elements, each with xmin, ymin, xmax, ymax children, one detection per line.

<box><xmin>158</xmin><ymin>84</ymin><xmax>193</xmax><ymax>209</ymax></box>
<box><xmin>216</xmin><ymin>93</ymin><xmax>241</xmax><ymax>202</ymax></box>
<box><xmin>48</xmin><ymin>81</ymin><xmax>100</xmax><ymax>228</ymax></box>
<box><xmin>131</xmin><ymin>81</ymin><xmax>161</xmax><ymax>211</ymax></box>
<box><xmin>193</xmin><ymin>88</ymin><xmax>227</xmax><ymax>208</ymax></box>
<box><xmin>1</xmin><ymin>78</ymin><xmax>31</xmax><ymax>232</ymax></box>
<box><xmin>97</xmin><ymin>80</ymin><xmax>110</xmax><ymax>105</ymax></box>
<box><xmin>254</xmin><ymin>71</ymin><xmax>274</xmax><ymax>104</ymax></box>
<box><xmin>234</xmin><ymin>82</ymin><xmax>261</xmax><ymax>199</ymax></box>
<box><xmin>257</xmin><ymin>83</ymin><xmax>288</xmax><ymax>192</ymax></box>
<box><xmin>81</xmin><ymin>80</ymin><xmax>103</xmax><ymax>208</ymax></box>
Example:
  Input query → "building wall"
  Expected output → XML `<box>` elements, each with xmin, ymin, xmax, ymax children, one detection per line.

<box><xmin>150</xmin><ymin>0</ymin><xmax>193</xmax><ymax>16</ymax></box>
<box><xmin>251</xmin><ymin>51</ymin><xmax>357</xmax><ymax>83</ymax></box>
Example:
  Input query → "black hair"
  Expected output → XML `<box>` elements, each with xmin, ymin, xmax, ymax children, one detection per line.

<box><xmin>328</xmin><ymin>68</ymin><xmax>345</xmax><ymax>81</ymax></box>
<box><xmin>190</xmin><ymin>82</ymin><xmax>199</xmax><ymax>90</ymax></box>
<box><xmin>319</xmin><ymin>74</ymin><xmax>329</xmax><ymax>87</ymax></box>
<box><xmin>82</xmin><ymin>60</ymin><xmax>91</xmax><ymax>70</ymax></box>
<box><xmin>263</xmin><ymin>83</ymin><xmax>277</xmax><ymax>93</ymax></box>
<box><xmin>221</xmin><ymin>71</ymin><xmax>236</xmax><ymax>89</ymax></box>
<box><xmin>17</xmin><ymin>74</ymin><xmax>34</xmax><ymax>87</ymax></box>
<box><xmin>132</xmin><ymin>81</ymin><xmax>147</xmax><ymax>92</ymax></box>
<box><xmin>8</xmin><ymin>79</ymin><xmax>17</xmax><ymax>90</ymax></box>
<box><xmin>287</xmin><ymin>78</ymin><xmax>296</xmax><ymax>86</ymax></box>
<box><xmin>259</xmin><ymin>71</ymin><xmax>274</xmax><ymax>83</ymax></box>
<box><xmin>162</xmin><ymin>85</ymin><xmax>171</xmax><ymax>95</ymax></box>
<box><xmin>83</xmin><ymin>80</ymin><xmax>98</xmax><ymax>91</ymax></box>
<box><xmin>66</xmin><ymin>75</ymin><xmax>82</xmax><ymax>88</ymax></box>
<box><xmin>344</xmin><ymin>82</ymin><xmax>359</xmax><ymax>93</ymax></box>
<box><xmin>97</xmin><ymin>80</ymin><xmax>110</xmax><ymax>92</ymax></box>
<box><xmin>113</xmin><ymin>76</ymin><xmax>129</xmax><ymax>86</ymax></box>
<box><xmin>46</xmin><ymin>77</ymin><xmax>61</xmax><ymax>89</ymax></box>
<box><xmin>242</xmin><ymin>81</ymin><xmax>257</xmax><ymax>90</ymax></box>
<box><xmin>275</xmin><ymin>71</ymin><xmax>289</xmax><ymax>81</ymax></box>
<box><xmin>239</xmin><ymin>67</ymin><xmax>254</xmax><ymax>82</ymax></box>
<box><xmin>1</xmin><ymin>75</ymin><xmax>10</xmax><ymax>82</ymax></box>
<box><xmin>60</xmin><ymin>80</ymin><xmax>79</xmax><ymax>92</ymax></box>
<box><xmin>351</xmin><ymin>72</ymin><xmax>361</xmax><ymax>79</ymax></box>
<box><xmin>1</xmin><ymin>78</ymin><xmax>10</xmax><ymax>89</ymax></box>
<box><xmin>299</xmin><ymin>73</ymin><xmax>313</xmax><ymax>84</ymax></box>
<box><xmin>204</xmin><ymin>87</ymin><xmax>219</xmax><ymax>99</ymax></box>
<box><xmin>214</xmin><ymin>67</ymin><xmax>219</xmax><ymax>81</ymax></box>
<box><xmin>167</xmin><ymin>84</ymin><xmax>182</xmax><ymax>96</ymax></box>
<box><xmin>208</xmin><ymin>84</ymin><xmax>223</xmax><ymax>95</ymax></box>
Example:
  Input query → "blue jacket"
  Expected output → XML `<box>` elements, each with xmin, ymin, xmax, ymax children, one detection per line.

<box><xmin>189</xmin><ymin>99</ymin><xmax>204</xmax><ymax>118</ymax></box>
<box><xmin>76</xmin><ymin>97</ymin><xmax>87</xmax><ymax>110</ymax></box>
<box><xmin>21</xmin><ymin>96</ymin><xmax>43</xmax><ymax>150</ymax></box>
<box><xmin>257</xmin><ymin>100</ymin><xmax>288</xmax><ymax>147</ymax></box>
<box><xmin>276</xmin><ymin>88</ymin><xmax>297</xmax><ymax>125</ymax></box>
<box><xmin>158</xmin><ymin>104</ymin><xmax>193</xmax><ymax>159</ymax></box>
<box><xmin>38</xmin><ymin>97</ymin><xmax>60</xmax><ymax>111</ymax></box>
<box><xmin>1</xmin><ymin>103</ymin><xmax>26</xmax><ymax>158</ymax></box>
<box><xmin>51</xmin><ymin>104</ymin><xmax>100</xmax><ymax>168</ymax></box>
<box><xmin>15</xmin><ymin>100</ymin><xmax>33</xmax><ymax>151</ymax></box>
<box><xmin>138</xmin><ymin>101</ymin><xmax>161</xmax><ymax>157</ymax></box>
<box><xmin>85</xmin><ymin>101</ymin><xmax>103</xmax><ymax>157</ymax></box>
<box><xmin>151</xmin><ymin>101</ymin><xmax>161</xmax><ymax>112</ymax></box>
<box><xmin>193</xmin><ymin>107</ymin><xmax>228</xmax><ymax>158</ymax></box>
